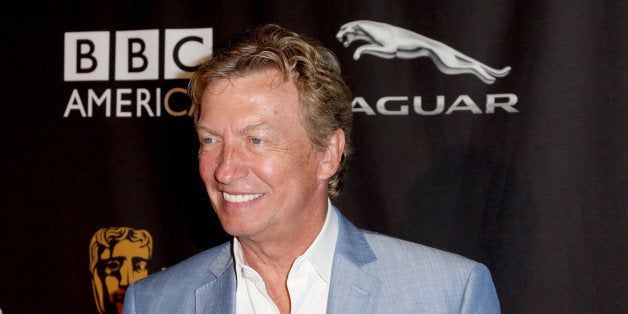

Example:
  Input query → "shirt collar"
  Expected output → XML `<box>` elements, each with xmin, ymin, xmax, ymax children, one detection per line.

<box><xmin>300</xmin><ymin>198</ymin><xmax>338</xmax><ymax>284</ymax></box>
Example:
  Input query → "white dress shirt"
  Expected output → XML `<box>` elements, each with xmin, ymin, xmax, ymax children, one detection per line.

<box><xmin>234</xmin><ymin>199</ymin><xmax>339</xmax><ymax>314</ymax></box>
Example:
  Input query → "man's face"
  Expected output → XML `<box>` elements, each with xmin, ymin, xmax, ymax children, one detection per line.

<box><xmin>97</xmin><ymin>240</ymin><xmax>149</xmax><ymax>314</ymax></box>
<box><xmin>196</xmin><ymin>69</ymin><xmax>329</xmax><ymax>242</ymax></box>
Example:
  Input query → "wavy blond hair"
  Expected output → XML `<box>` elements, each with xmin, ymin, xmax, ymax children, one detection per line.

<box><xmin>189</xmin><ymin>24</ymin><xmax>353</xmax><ymax>198</ymax></box>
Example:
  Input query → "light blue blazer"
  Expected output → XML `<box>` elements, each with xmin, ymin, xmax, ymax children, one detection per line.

<box><xmin>123</xmin><ymin>207</ymin><xmax>500</xmax><ymax>313</ymax></box>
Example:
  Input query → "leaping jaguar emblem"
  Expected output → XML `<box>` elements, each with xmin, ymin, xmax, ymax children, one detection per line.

<box><xmin>336</xmin><ymin>20</ymin><xmax>511</xmax><ymax>84</ymax></box>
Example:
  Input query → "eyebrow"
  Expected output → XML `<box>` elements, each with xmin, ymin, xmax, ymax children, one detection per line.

<box><xmin>239</xmin><ymin>122</ymin><xmax>271</xmax><ymax>135</ymax></box>
<box><xmin>195</xmin><ymin>123</ymin><xmax>218</xmax><ymax>135</ymax></box>
<box><xmin>195</xmin><ymin>122</ymin><xmax>271</xmax><ymax>136</ymax></box>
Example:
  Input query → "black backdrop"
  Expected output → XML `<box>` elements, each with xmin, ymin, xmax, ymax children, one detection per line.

<box><xmin>1</xmin><ymin>1</ymin><xmax>625</xmax><ymax>313</ymax></box>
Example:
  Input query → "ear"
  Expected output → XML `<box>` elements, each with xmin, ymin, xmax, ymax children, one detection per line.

<box><xmin>318</xmin><ymin>129</ymin><xmax>345</xmax><ymax>181</ymax></box>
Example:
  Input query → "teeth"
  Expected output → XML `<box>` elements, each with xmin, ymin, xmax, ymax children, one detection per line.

<box><xmin>222</xmin><ymin>192</ymin><xmax>263</xmax><ymax>203</ymax></box>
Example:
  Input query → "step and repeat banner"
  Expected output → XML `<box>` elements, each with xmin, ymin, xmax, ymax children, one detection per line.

<box><xmin>1</xmin><ymin>1</ymin><xmax>624</xmax><ymax>313</ymax></box>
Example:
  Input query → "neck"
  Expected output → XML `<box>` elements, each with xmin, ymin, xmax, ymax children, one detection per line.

<box><xmin>236</xmin><ymin>199</ymin><xmax>328</xmax><ymax>314</ymax></box>
<box><xmin>238</xmin><ymin>204</ymin><xmax>327</xmax><ymax>272</ymax></box>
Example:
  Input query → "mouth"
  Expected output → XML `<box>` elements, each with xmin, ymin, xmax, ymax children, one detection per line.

<box><xmin>222</xmin><ymin>192</ymin><xmax>263</xmax><ymax>203</ymax></box>
<box><xmin>336</xmin><ymin>33</ymin><xmax>348</xmax><ymax>44</ymax></box>
<box><xmin>111</xmin><ymin>290</ymin><xmax>125</xmax><ymax>303</ymax></box>
<box><xmin>337</xmin><ymin>32</ymin><xmax>356</xmax><ymax>47</ymax></box>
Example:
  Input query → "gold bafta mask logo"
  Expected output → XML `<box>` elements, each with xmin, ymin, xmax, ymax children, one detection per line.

<box><xmin>89</xmin><ymin>227</ymin><xmax>153</xmax><ymax>314</ymax></box>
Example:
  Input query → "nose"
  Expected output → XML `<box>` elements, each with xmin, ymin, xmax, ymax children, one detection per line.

<box><xmin>119</xmin><ymin>261</ymin><xmax>131</xmax><ymax>288</ymax></box>
<box><xmin>214</xmin><ymin>144</ymin><xmax>247</xmax><ymax>184</ymax></box>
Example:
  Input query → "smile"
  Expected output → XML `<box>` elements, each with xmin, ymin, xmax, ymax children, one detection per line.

<box><xmin>222</xmin><ymin>192</ymin><xmax>263</xmax><ymax>203</ymax></box>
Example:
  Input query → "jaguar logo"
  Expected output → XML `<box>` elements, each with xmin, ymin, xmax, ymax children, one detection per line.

<box><xmin>336</xmin><ymin>20</ymin><xmax>511</xmax><ymax>84</ymax></box>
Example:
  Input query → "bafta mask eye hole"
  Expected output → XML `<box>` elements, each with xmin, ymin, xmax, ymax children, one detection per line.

<box><xmin>133</xmin><ymin>260</ymin><xmax>148</xmax><ymax>272</ymax></box>
<box><xmin>105</xmin><ymin>260</ymin><xmax>121</xmax><ymax>271</ymax></box>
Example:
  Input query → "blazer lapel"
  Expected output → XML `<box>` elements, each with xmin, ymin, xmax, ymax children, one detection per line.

<box><xmin>191</xmin><ymin>210</ymin><xmax>382</xmax><ymax>313</ymax></box>
<box><xmin>327</xmin><ymin>208</ymin><xmax>382</xmax><ymax>313</ymax></box>
<box><xmin>195</xmin><ymin>244</ymin><xmax>237</xmax><ymax>314</ymax></box>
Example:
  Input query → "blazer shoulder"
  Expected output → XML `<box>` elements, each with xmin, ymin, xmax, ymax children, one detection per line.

<box><xmin>132</xmin><ymin>241</ymin><xmax>232</xmax><ymax>291</ymax></box>
<box><xmin>123</xmin><ymin>242</ymin><xmax>235</xmax><ymax>313</ymax></box>
<box><xmin>331</xmin><ymin>210</ymin><xmax>500</xmax><ymax>312</ymax></box>
<box><xmin>358</xmin><ymin>230</ymin><xmax>499</xmax><ymax>312</ymax></box>
<box><xmin>362</xmin><ymin>230</ymin><xmax>478</xmax><ymax>273</ymax></box>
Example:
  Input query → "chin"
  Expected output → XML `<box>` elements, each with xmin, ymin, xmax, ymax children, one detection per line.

<box><xmin>220</xmin><ymin>219</ymin><xmax>267</xmax><ymax>238</ymax></box>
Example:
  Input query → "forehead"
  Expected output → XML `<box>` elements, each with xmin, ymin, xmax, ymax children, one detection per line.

<box><xmin>205</xmin><ymin>69</ymin><xmax>297</xmax><ymax>100</ymax></box>
<box><xmin>112</xmin><ymin>240</ymin><xmax>149</xmax><ymax>257</ymax></box>
<box><xmin>199</xmin><ymin>69</ymin><xmax>302</xmax><ymax>124</ymax></box>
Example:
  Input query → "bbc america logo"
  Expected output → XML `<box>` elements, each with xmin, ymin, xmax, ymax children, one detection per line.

<box><xmin>64</xmin><ymin>28</ymin><xmax>212</xmax><ymax>81</ymax></box>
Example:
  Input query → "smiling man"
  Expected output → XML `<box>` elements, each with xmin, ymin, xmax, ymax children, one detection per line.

<box><xmin>122</xmin><ymin>24</ymin><xmax>500</xmax><ymax>313</ymax></box>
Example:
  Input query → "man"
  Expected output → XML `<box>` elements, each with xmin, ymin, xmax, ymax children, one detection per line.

<box><xmin>123</xmin><ymin>24</ymin><xmax>500</xmax><ymax>313</ymax></box>
<box><xmin>89</xmin><ymin>227</ymin><xmax>153</xmax><ymax>314</ymax></box>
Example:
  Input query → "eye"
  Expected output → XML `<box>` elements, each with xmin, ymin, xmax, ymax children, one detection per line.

<box><xmin>106</xmin><ymin>260</ymin><xmax>121</xmax><ymax>271</ymax></box>
<box><xmin>200</xmin><ymin>137</ymin><xmax>214</xmax><ymax>144</ymax></box>
<box><xmin>251</xmin><ymin>138</ymin><xmax>262</xmax><ymax>145</ymax></box>
<box><xmin>133</xmin><ymin>259</ymin><xmax>148</xmax><ymax>272</ymax></box>
<box><xmin>103</xmin><ymin>260</ymin><xmax>122</xmax><ymax>274</ymax></box>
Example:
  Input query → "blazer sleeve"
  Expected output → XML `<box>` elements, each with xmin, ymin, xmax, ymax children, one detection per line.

<box><xmin>459</xmin><ymin>263</ymin><xmax>501</xmax><ymax>313</ymax></box>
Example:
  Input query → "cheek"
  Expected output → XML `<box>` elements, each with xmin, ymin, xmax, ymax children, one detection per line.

<box><xmin>256</xmin><ymin>153</ymin><xmax>312</xmax><ymax>184</ymax></box>
<box><xmin>260</xmin><ymin>151</ymin><xmax>296</xmax><ymax>171</ymax></box>
<box><xmin>198</xmin><ymin>155</ymin><xmax>217</xmax><ymax>179</ymax></box>
<box><xmin>104</xmin><ymin>276</ymin><xmax>119</xmax><ymax>291</ymax></box>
